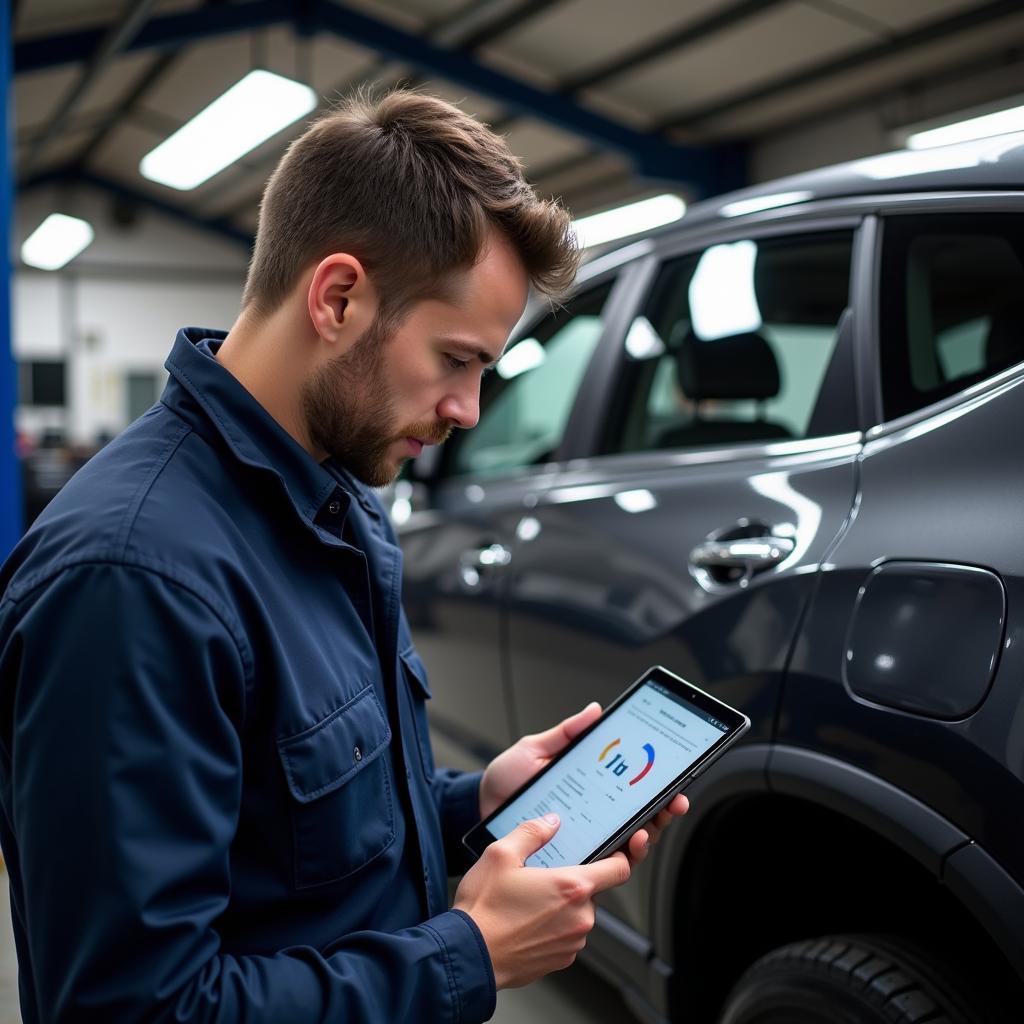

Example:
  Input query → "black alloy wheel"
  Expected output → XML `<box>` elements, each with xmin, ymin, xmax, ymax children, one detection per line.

<box><xmin>717</xmin><ymin>934</ymin><xmax>987</xmax><ymax>1024</ymax></box>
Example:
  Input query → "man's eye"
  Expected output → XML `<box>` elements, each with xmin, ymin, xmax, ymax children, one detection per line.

<box><xmin>446</xmin><ymin>355</ymin><xmax>470</xmax><ymax>371</ymax></box>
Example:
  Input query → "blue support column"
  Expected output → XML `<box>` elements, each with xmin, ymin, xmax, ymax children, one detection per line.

<box><xmin>0</xmin><ymin>6</ymin><xmax>20</xmax><ymax>557</ymax></box>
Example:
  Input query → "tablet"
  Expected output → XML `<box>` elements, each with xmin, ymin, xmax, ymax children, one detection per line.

<box><xmin>463</xmin><ymin>666</ymin><xmax>750</xmax><ymax>867</ymax></box>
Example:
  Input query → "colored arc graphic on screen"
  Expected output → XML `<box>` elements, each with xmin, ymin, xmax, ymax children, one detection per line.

<box><xmin>628</xmin><ymin>744</ymin><xmax>656</xmax><ymax>785</ymax></box>
<box><xmin>598</xmin><ymin>738</ymin><xmax>621</xmax><ymax>761</ymax></box>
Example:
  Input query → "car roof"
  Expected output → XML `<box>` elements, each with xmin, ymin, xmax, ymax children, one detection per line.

<box><xmin>586</xmin><ymin>131</ymin><xmax>1024</xmax><ymax>263</ymax></box>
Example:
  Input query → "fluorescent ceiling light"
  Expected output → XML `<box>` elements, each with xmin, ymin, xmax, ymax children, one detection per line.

<box><xmin>851</xmin><ymin>132</ymin><xmax>1024</xmax><ymax>181</ymax></box>
<box><xmin>719</xmin><ymin>190</ymin><xmax>814</xmax><ymax>218</ymax></box>
<box><xmin>907</xmin><ymin>101</ymin><xmax>1024</xmax><ymax>149</ymax></box>
<box><xmin>573</xmin><ymin>193</ymin><xmax>685</xmax><ymax>248</ymax></box>
<box><xmin>140</xmin><ymin>69</ymin><xmax>318</xmax><ymax>190</ymax></box>
<box><xmin>21</xmin><ymin>213</ymin><xmax>94</xmax><ymax>270</ymax></box>
<box><xmin>689</xmin><ymin>240</ymin><xmax>762</xmax><ymax>340</ymax></box>
<box><xmin>496</xmin><ymin>337</ymin><xmax>545</xmax><ymax>379</ymax></box>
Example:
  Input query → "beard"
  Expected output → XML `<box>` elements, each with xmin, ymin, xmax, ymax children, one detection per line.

<box><xmin>301</xmin><ymin>315</ymin><xmax>452</xmax><ymax>487</ymax></box>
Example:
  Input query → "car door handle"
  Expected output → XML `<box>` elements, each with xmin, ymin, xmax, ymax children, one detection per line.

<box><xmin>458</xmin><ymin>544</ymin><xmax>512</xmax><ymax>589</ymax></box>
<box><xmin>689</xmin><ymin>536</ymin><xmax>795</xmax><ymax>572</ymax></box>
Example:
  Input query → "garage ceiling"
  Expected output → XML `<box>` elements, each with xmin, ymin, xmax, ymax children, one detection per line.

<box><xmin>12</xmin><ymin>0</ymin><xmax>1024</xmax><ymax>250</ymax></box>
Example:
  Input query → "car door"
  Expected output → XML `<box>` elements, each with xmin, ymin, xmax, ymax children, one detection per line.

<box><xmin>500</xmin><ymin>220</ymin><xmax>866</xmax><ymax>932</ymax></box>
<box><xmin>782</xmin><ymin>206</ymin><xmax>1024</xmax><ymax>913</ymax></box>
<box><xmin>396</xmin><ymin>256</ymin><xmax>638</xmax><ymax>755</ymax></box>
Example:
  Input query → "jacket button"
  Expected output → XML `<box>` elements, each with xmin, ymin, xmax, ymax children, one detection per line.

<box><xmin>328</xmin><ymin>501</ymin><xmax>342</xmax><ymax>515</ymax></box>
<box><xmin>353</xmin><ymin>746</ymin><xmax>362</xmax><ymax>761</ymax></box>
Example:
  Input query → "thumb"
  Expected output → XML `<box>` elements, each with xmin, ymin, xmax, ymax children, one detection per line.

<box><xmin>499</xmin><ymin>813</ymin><xmax>560</xmax><ymax>862</ymax></box>
<box><xmin>529</xmin><ymin>702</ymin><xmax>602</xmax><ymax>757</ymax></box>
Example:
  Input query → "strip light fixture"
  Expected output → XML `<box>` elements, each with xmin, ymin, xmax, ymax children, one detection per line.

<box><xmin>141</xmin><ymin>69</ymin><xmax>318</xmax><ymax>190</ymax></box>
<box><xmin>906</xmin><ymin>100</ymin><xmax>1024</xmax><ymax>150</ymax></box>
<box><xmin>572</xmin><ymin>193</ymin><xmax>686</xmax><ymax>249</ymax></box>
<box><xmin>21</xmin><ymin>214</ymin><xmax>94</xmax><ymax>270</ymax></box>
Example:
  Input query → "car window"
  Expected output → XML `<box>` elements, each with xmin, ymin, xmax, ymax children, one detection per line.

<box><xmin>449</xmin><ymin>281</ymin><xmax>614</xmax><ymax>476</ymax></box>
<box><xmin>879</xmin><ymin>215</ymin><xmax>1024</xmax><ymax>421</ymax></box>
<box><xmin>603</xmin><ymin>231</ymin><xmax>854</xmax><ymax>455</ymax></box>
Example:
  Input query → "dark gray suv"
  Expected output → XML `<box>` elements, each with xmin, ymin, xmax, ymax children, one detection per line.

<box><xmin>390</xmin><ymin>135</ymin><xmax>1024</xmax><ymax>1024</ymax></box>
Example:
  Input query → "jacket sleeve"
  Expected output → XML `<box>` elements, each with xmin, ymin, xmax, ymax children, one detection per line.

<box><xmin>431</xmin><ymin>768</ymin><xmax>484</xmax><ymax>876</ymax></box>
<box><xmin>0</xmin><ymin>561</ymin><xmax>495</xmax><ymax>1023</ymax></box>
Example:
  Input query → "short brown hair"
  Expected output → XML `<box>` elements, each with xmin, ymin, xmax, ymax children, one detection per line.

<box><xmin>242</xmin><ymin>89</ymin><xmax>580</xmax><ymax>321</ymax></box>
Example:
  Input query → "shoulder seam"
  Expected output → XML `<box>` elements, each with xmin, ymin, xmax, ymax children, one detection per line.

<box><xmin>4</xmin><ymin>557</ymin><xmax>254</xmax><ymax>697</ymax></box>
<box><xmin>114</xmin><ymin>418</ymin><xmax>192</xmax><ymax>561</ymax></box>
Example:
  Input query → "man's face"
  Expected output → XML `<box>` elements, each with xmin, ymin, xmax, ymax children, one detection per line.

<box><xmin>302</xmin><ymin>233</ymin><xmax>530</xmax><ymax>486</ymax></box>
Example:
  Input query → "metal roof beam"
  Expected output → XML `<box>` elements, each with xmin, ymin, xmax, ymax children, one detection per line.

<box><xmin>658</xmin><ymin>0</ymin><xmax>1024</xmax><ymax>132</ymax></box>
<box><xmin>21</xmin><ymin>0</ymin><xmax>159</xmax><ymax>180</ymax></box>
<box><xmin>14</xmin><ymin>0</ymin><xmax>291</xmax><ymax>74</ymax></box>
<box><xmin>560</xmin><ymin>0</ymin><xmax>785</xmax><ymax>93</ymax></box>
<box><xmin>19</xmin><ymin>166</ymin><xmax>253</xmax><ymax>250</ymax></box>
<box><xmin>316</xmin><ymin>1</ymin><xmax>712</xmax><ymax>184</ymax></box>
<box><xmin>15</xmin><ymin>0</ymin><xmax>722</xmax><ymax>189</ymax></box>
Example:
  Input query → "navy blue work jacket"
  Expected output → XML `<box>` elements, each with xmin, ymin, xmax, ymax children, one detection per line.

<box><xmin>0</xmin><ymin>328</ymin><xmax>496</xmax><ymax>1022</ymax></box>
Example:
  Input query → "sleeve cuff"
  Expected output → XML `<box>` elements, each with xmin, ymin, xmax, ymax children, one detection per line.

<box><xmin>439</xmin><ymin>769</ymin><xmax>483</xmax><ymax>876</ymax></box>
<box><xmin>423</xmin><ymin>908</ymin><xmax>496</xmax><ymax>1024</ymax></box>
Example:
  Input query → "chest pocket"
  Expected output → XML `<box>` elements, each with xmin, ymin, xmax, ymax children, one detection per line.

<box><xmin>277</xmin><ymin>685</ymin><xmax>395</xmax><ymax>889</ymax></box>
<box><xmin>400</xmin><ymin>647</ymin><xmax>435</xmax><ymax>780</ymax></box>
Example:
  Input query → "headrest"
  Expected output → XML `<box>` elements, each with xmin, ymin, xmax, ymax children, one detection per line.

<box><xmin>676</xmin><ymin>330</ymin><xmax>781</xmax><ymax>401</ymax></box>
<box><xmin>985</xmin><ymin>301</ymin><xmax>1024</xmax><ymax>370</ymax></box>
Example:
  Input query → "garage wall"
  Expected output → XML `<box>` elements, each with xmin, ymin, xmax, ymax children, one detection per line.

<box><xmin>14</xmin><ymin>185</ymin><xmax>247</xmax><ymax>445</ymax></box>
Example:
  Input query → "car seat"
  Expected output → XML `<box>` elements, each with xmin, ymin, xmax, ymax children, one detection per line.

<box><xmin>655</xmin><ymin>329</ymin><xmax>792</xmax><ymax>449</ymax></box>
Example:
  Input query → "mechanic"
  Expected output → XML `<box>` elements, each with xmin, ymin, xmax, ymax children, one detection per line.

<box><xmin>0</xmin><ymin>90</ymin><xmax>688</xmax><ymax>1022</ymax></box>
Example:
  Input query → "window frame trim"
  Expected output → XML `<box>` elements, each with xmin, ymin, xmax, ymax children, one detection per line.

<box><xmin>868</xmin><ymin>201</ymin><xmax>1024</xmax><ymax>438</ymax></box>
<box><xmin>588</xmin><ymin>217</ymin><xmax>865</xmax><ymax>463</ymax></box>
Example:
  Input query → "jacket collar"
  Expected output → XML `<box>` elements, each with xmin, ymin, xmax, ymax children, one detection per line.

<box><xmin>162</xmin><ymin>326</ymin><xmax>348</xmax><ymax>533</ymax></box>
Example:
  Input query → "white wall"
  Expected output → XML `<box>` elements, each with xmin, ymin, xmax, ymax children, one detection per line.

<box><xmin>14</xmin><ymin>185</ymin><xmax>248</xmax><ymax>445</ymax></box>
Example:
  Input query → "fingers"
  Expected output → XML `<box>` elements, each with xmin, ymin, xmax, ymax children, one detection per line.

<box><xmin>527</xmin><ymin>702</ymin><xmax>602</xmax><ymax>757</ymax></box>
<box><xmin>498</xmin><ymin>813</ymin><xmax>561</xmax><ymax>863</ymax></box>
<box><xmin>577</xmin><ymin>850</ymin><xmax>631</xmax><ymax>894</ymax></box>
<box><xmin>628</xmin><ymin>830</ymin><xmax>651</xmax><ymax>865</ymax></box>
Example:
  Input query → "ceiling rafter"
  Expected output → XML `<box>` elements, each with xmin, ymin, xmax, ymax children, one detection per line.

<box><xmin>20</xmin><ymin>0</ymin><xmax>158</xmax><ymax>181</ymax></box>
<box><xmin>14</xmin><ymin>0</ymin><xmax>723</xmax><ymax>185</ymax></box>
<box><xmin>657</xmin><ymin>0</ymin><xmax>1024</xmax><ymax>132</ymax></box>
<box><xmin>20</xmin><ymin>164</ymin><xmax>252</xmax><ymax>249</ymax></box>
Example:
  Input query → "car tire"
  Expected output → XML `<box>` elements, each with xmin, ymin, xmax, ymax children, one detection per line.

<box><xmin>717</xmin><ymin>934</ymin><xmax>983</xmax><ymax>1024</ymax></box>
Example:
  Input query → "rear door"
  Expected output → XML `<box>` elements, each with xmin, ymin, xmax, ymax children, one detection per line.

<box><xmin>782</xmin><ymin>206</ymin><xmax>1024</xmax><ymax>895</ymax></box>
<box><xmin>500</xmin><ymin>220</ymin><xmax>865</xmax><ymax>930</ymax></box>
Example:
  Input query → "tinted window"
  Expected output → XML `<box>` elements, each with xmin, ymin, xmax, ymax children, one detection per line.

<box><xmin>880</xmin><ymin>214</ymin><xmax>1024</xmax><ymax>421</ymax></box>
<box><xmin>450</xmin><ymin>281</ymin><xmax>613</xmax><ymax>476</ymax></box>
<box><xmin>603</xmin><ymin>231</ymin><xmax>853</xmax><ymax>455</ymax></box>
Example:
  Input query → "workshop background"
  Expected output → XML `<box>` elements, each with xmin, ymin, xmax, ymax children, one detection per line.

<box><xmin>5</xmin><ymin>2</ymin><xmax>1024</xmax><ymax>1021</ymax></box>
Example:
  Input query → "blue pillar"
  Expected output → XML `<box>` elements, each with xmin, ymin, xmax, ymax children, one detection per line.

<box><xmin>0</xmin><ymin>5</ymin><xmax>20</xmax><ymax>557</ymax></box>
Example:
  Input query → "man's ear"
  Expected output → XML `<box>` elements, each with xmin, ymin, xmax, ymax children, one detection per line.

<box><xmin>306</xmin><ymin>253</ymin><xmax>376</xmax><ymax>349</ymax></box>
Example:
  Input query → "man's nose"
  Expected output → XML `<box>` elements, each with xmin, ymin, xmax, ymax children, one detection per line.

<box><xmin>437</xmin><ymin>381</ymin><xmax>481</xmax><ymax>431</ymax></box>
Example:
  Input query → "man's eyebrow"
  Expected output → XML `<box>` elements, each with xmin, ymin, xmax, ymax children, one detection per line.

<box><xmin>442</xmin><ymin>338</ymin><xmax>499</xmax><ymax>366</ymax></box>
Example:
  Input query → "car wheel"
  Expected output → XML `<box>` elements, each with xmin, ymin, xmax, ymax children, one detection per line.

<box><xmin>717</xmin><ymin>934</ymin><xmax>982</xmax><ymax>1024</ymax></box>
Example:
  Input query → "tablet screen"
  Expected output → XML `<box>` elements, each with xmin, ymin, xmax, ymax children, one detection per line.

<box><xmin>487</xmin><ymin>679</ymin><xmax>732</xmax><ymax>867</ymax></box>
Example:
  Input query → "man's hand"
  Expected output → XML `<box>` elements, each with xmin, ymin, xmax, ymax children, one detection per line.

<box><xmin>453</xmin><ymin>814</ymin><xmax>631</xmax><ymax>989</ymax></box>
<box><xmin>480</xmin><ymin>702</ymin><xmax>689</xmax><ymax>867</ymax></box>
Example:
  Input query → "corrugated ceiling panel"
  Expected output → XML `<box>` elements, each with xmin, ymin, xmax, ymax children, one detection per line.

<box><xmin>481</xmin><ymin>0</ymin><xmax>728</xmax><ymax>83</ymax></box>
<box><xmin>345</xmin><ymin>0</ymin><xmax>472</xmax><ymax>24</ymax></box>
<box><xmin>332</xmin><ymin>0</ymin><xmax>428</xmax><ymax>32</ymax></box>
<box><xmin>501</xmin><ymin>119</ymin><xmax>590</xmax><ymax>170</ymax></box>
<box><xmin>14</xmin><ymin>66</ymin><xmax>81</xmax><ymax>131</ymax></box>
<box><xmin>140</xmin><ymin>35</ymin><xmax>252</xmax><ymax>121</ymax></box>
<box><xmin>584</xmin><ymin>2</ymin><xmax>878</xmax><ymax>123</ymax></box>
<box><xmin>690</xmin><ymin>8</ymin><xmax>1024</xmax><ymax>140</ymax></box>
<box><xmin>15</xmin><ymin>0</ymin><xmax>199</xmax><ymax>38</ymax></box>
<box><xmin>72</xmin><ymin>51</ymin><xmax>160</xmax><ymax>120</ymax></box>
<box><xmin>827</xmin><ymin>0</ymin><xmax>987</xmax><ymax>32</ymax></box>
